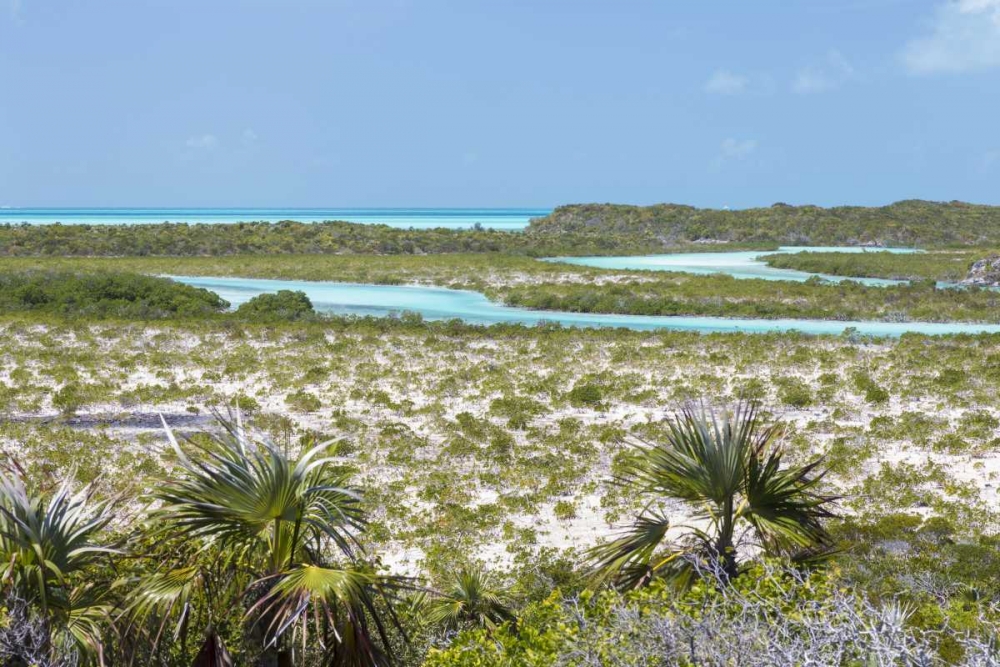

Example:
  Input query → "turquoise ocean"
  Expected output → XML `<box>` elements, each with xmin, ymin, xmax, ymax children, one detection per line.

<box><xmin>0</xmin><ymin>208</ymin><xmax>548</xmax><ymax>230</ymax></box>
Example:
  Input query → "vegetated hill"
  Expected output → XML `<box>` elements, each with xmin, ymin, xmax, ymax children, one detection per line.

<box><xmin>526</xmin><ymin>200</ymin><xmax>1000</xmax><ymax>247</ymax></box>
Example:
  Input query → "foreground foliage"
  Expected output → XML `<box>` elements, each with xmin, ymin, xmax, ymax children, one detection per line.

<box><xmin>125</xmin><ymin>413</ymin><xmax>409</xmax><ymax>666</ymax></box>
<box><xmin>425</xmin><ymin>562</ymin><xmax>1000</xmax><ymax>667</ymax></box>
<box><xmin>2</xmin><ymin>314</ymin><xmax>1000</xmax><ymax>664</ymax></box>
<box><xmin>590</xmin><ymin>402</ymin><xmax>835</xmax><ymax>588</ymax></box>
<box><xmin>0</xmin><ymin>471</ymin><xmax>115</xmax><ymax>663</ymax></box>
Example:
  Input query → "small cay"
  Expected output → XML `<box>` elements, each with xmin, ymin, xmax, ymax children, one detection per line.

<box><xmin>964</xmin><ymin>255</ymin><xmax>1000</xmax><ymax>286</ymax></box>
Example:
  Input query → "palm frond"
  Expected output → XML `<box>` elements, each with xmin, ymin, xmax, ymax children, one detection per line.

<box><xmin>592</xmin><ymin>399</ymin><xmax>836</xmax><ymax>590</ymax></box>
<box><xmin>587</xmin><ymin>510</ymin><xmax>675</xmax><ymax>590</ymax></box>
<box><xmin>425</xmin><ymin>567</ymin><xmax>513</xmax><ymax>631</ymax></box>
<box><xmin>0</xmin><ymin>472</ymin><xmax>117</xmax><ymax>662</ymax></box>
<box><xmin>248</xmin><ymin>564</ymin><xmax>409</xmax><ymax>667</ymax></box>
<box><xmin>742</xmin><ymin>449</ymin><xmax>837</xmax><ymax>553</ymax></box>
<box><xmin>0</xmin><ymin>472</ymin><xmax>116</xmax><ymax>609</ymax></box>
<box><xmin>153</xmin><ymin>418</ymin><xmax>366</xmax><ymax>570</ymax></box>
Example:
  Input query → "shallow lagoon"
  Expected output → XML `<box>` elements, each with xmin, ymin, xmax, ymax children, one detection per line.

<box><xmin>173</xmin><ymin>274</ymin><xmax>1000</xmax><ymax>337</ymax></box>
<box><xmin>543</xmin><ymin>246</ymin><xmax>921</xmax><ymax>286</ymax></box>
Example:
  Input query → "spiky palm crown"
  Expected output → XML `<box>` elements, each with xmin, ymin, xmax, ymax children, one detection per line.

<box><xmin>424</xmin><ymin>567</ymin><xmax>513</xmax><ymax>632</ymax></box>
<box><xmin>589</xmin><ymin>401</ymin><xmax>837</xmax><ymax>590</ymax></box>
<box><xmin>0</xmin><ymin>471</ymin><xmax>117</xmax><ymax>659</ymax></box>
<box><xmin>123</xmin><ymin>413</ymin><xmax>409</xmax><ymax>666</ymax></box>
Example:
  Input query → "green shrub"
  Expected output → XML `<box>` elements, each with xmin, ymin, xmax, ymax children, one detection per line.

<box><xmin>233</xmin><ymin>393</ymin><xmax>260</xmax><ymax>413</ymax></box>
<box><xmin>936</xmin><ymin>368</ymin><xmax>966</xmax><ymax>388</ymax></box>
<box><xmin>567</xmin><ymin>382</ymin><xmax>603</xmax><ymax>408</ymax></box>
<box><xmin>853</xmin><ymin>371</ymin><xmax>889</xmax><ymax>404</ymax></box>
<box><xmin>0</xmin><ymin>270</ymin><xmax>227</xmax><ymax>319</ymax></box>
<box><xmin>490</xmin><ymin>396</ymin><xmax>544</xmax><ymax>429</ymax></box>
<box><xmin>285</xmin><ymin>390</ymin><xmax>322</xmax><ymax>413</ymax></box>
<box><xmin>235</xmin><ymin>290</ymin><xmax>316</xmax><ymax>321</ymax></box>
<box><xmin>776</xmin><ymin>377</ymin><xmax>813</xmax><ymax>407</ymax></box>
<box><xmin>553</xmin><ymin>500</ymin><xmax>577</xmax><ymax>521</ymax></box>
<box><xmin>52</xmin><ymin>382</ymin><xmax>85</xmax><ymax>416</ymax></box>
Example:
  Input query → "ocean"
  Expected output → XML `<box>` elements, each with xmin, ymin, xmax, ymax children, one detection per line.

<box><xmin>0</xmin><ymin>208</ymin><xmax>549</xmax><ymax>230</ymax></box>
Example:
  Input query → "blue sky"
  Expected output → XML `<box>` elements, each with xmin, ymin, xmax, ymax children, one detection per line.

<box><xmin>1</xmin><ymin>0</ymin><xmax>998</xmax><ymax>208</ymax></box>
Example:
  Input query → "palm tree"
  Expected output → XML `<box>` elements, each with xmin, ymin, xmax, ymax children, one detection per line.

<box><xmin>424</xmin><ymin>567</ymin><xmax>513</xmax><ymax>633</ymax></box>
<box><xmin>589</xmin><ymin>400</ymin><xmax>836</xmax><ymax>590</ymax></box>
<box><xmin>0</xmin><ymin>470</ymin><xmax>116</xmax><ymax>663</ymax></box>
<box><xmin>124</xmin><ymin>412</ymin><xmax>409</xmax><ymax>667</ymax></box>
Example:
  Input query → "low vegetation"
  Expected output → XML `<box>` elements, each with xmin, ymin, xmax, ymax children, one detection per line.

<box><xmin>0</xmin><ymin>312</ymin><xmax>999</xmax><ymax>664</ymax></box>
<box><xmin>762</xmin><ymin>249</ymin><xmax>985</xmax><ymax>282</ymax></box>
<box><xmin>7</xmin><ymin>257</ymin><xmax>1000</xmax><ymax>323</ymax></box>
<box><xmin>533</xmin><ymin>199</ymin><xmax>1000</xmax><ymax>247</ymax></box>
<box><xmin>501</xmin><ymin>275</ymin><xmax>1000</xmax><ymax>322</ymax></box>
<box><xmin>4</xmin><ymin>213</ymin><xmax>1000</xmax><ymax>664</ymax></box>
<box><xmin>8</xmin><ymin>199</ymin><xmax>1000</xmax><ymax>260</ymax></box>
<box><xmin>0</xmin><ymin>270</ymin><xmax>228</xmax><ymax>319</ymax></box>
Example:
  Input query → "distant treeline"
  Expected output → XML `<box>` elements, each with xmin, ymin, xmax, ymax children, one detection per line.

<box><xmin>530</xmin><ymin>200</ymin><xmax>1000</xmax><ymax>248</ymax></box>
<box><xmin>3</xmin><ymin>200</ymin><xmax>1000</xmax><ymax>257</ymax></box>
<box><xmin>0</xmin><ymin>220</ymin><xmax>539</xmax><ymax>257</ymax></box>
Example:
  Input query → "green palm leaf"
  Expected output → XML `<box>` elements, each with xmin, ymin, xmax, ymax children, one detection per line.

<box><xmin>590</xmin><ymin>400</ymin><xmax>836</xmax><ymax>589</ymax></box>
<box><xmin>128</xmin><ymin>412</ymin><xmax>408</xmax><ymax>664</ymax></box>
<box><xmin>0</xmin><ymin>471</ymin><xmax>117</xmax><ymax>661</ymax></box>
<box><xmin>425</xmin><ymin>567</ymin><xmax>513</xmax><ymax>631</ymax></box>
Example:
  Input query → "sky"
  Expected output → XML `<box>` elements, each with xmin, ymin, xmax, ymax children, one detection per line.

<box><xmin>1</xmin><ymin>0</ymin><xmax>999</xmax><ymax>209</ymax></box>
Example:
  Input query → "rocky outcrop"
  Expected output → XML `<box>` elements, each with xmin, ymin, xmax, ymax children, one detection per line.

<box><xmin>964</xmin><ymin>255</ymin><xmax>1000</xmax><ymax>286</ymax></box>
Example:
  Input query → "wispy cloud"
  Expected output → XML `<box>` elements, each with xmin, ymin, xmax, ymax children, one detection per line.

<box><xmin>241</xmin><ymin>128</ymin><xmax>258</xmax><ymax>146</ymax></box>
<box><xmin>185</xmin><ymin>134</ymin><xmax>219</xmax><ymax>150</ymax></box>
<box><xmin>902</xmin><ymin>0</ymin><xmax>1000</xmax><ymax>74</ymax></box>
<box><xmin>712</xmin><ymin>138</ymin><xmax>758</xmax><ymax>169</ymax></box>
<box><xmin>9</xmin><ymin>0</ymin><xmax>23</xmax><ymax>22</ymax></box>
<box><xmin>704</xmin><ymin>69</ymin><xmax>750</xmax><ymax>95</ymax></box>
<box><xmin>792</xmin><ymin>50</ymin><xmax>855</xmax><ymax>94</ymax></box>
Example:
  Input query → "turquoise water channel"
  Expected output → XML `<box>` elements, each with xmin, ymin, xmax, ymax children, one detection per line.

<box><xmin>544</xmin><ymin>246</ymin><xmax>921</xmax><ymax>286</ymax></box>
<box><xmin>173</xmin><ymin>246</ymin><xmax>998</xmax><ymax>337</ymax></box>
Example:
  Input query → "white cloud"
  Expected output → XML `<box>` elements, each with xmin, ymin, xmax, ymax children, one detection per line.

<box><xmin>792</xmin><ymin>50</ymin><xmax>854</xmax><ymax>94</ymax></box>
<box><xmin>704</xmin><ymin>69</ymin><xmax>750</xmax><ymax>95</ymax></box>
<box><xmin>241</xmin><ymin>128</ymin><xmax>258</xmax><ymax>145</ymax></box>
<box><xmin>9</xmin><ymin>0</ymin><xmax>22</xmax><ymax>21</ymax></box>
<box><xmin>712</xmin><ymin>137</ymin><xmax>758</xmax><ymax>170</ymax></box>
<box><xmin>793</xmin><ymin>71</ymin><xmax>835</xmax><ymax>94</ymax></box>
<box><xmin>185</xmin><ymin>134</ymin><xmax>219</xmax><ymax>150</ymax></box>
<box><xmin>902</xmin><ymin>0</ymin><xmax>1000</xmax><ymax>74</ymax></box>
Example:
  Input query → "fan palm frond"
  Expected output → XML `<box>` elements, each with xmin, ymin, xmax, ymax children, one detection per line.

<box><xmin>130</xmin><ymin>412</ymin><xmax>407</xmax><ymax>664</ymax></box>
<box><xmin>590</xmin><ymin>400</ymin><xmax>836</xmax><ymax>589</ymax></box>
<box><xmin>425</xmin><ymin>567</ymin><xmax>513</xmax><ymax>632</ymax></box>
<box><xmin>0</xmin><ymin>472</ymin><xmax>117</xmax><ymax>662</ymax></box>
